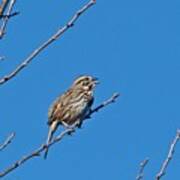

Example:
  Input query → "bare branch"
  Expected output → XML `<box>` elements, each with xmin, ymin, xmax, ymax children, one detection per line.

<box><xmin>136</xmin><ymin>158</ymin><xmax>149</xmax><ymax>180</ymax></box>
<box><xmin>89</xmin><ymin>93</ymin><xmax>120</xmax><ymax>115</ymax></box>
<box><xmin>156</xmin><ymin>129</ymin><xmax>180</xmax><ymax>180</ymax></box>
<box><xmin>0</xmin><ymin>93</ymin><xmax>119</xmax><ymax>178</ymax></box>
<box><xmin>0</xmin><ymin>0</ymin><xmax>17</xmax><ymax>38</ymax></box>
<box><xmin>0</xmin><ymin>0</ymin><xmax>96</xmax><ymax>85</ymax></box>
<box><xmin>0</xmin><ymin>132</ymin><xmax>15</xmax><ymax>151</ymax></box>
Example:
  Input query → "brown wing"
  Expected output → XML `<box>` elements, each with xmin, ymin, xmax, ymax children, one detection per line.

<box><xmin>47</xmin><ymin>89</ymin><xmax>76</xmax><ymax>126</ymax></box>
<box><xmin>48</xmin><ymin>89</ymin><xmax>94</xmax><ymax>126</ymax></box>
<box><xmin>47</xmin><ymin>92</ymin><xmax>67</xmax><ymax>126</ymax></box>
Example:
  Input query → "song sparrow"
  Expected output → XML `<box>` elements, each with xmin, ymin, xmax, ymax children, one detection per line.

<box><xmin>44</xmin><ymin>75</ymin><xmax>99</xmax><ymax>159</ymax></box>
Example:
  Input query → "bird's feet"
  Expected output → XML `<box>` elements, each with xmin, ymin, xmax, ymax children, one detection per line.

<box><xmin>61</xmin><ymin>121</ymin><xmax>77</xmax><ymax>135</ymax></box>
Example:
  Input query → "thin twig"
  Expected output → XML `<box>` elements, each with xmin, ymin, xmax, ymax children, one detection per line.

<box><xmin>0</xmin><ymin>132</ymin><xmax>15</xmax><ymax>151</ymax></box>
<box><xmin>89</xmin><ymin>93</ymin><xmax>120</xmax><ymax>115</ymax></box>
<box><xmin>0</xmin><ymin>0</ymin><xmax>10</xmax><ymax>18</ymax></box>
<box><xmin>0</xmin><ymin>0</ymin><xmax>17</xmax><ymax>38</ymax></box>
<box><xmin>0</xmin><ymin>93</ymin><xmax>119</xmax><ymax>178</ymax></box>
<box><xmin>0</xmin><ymin>0</ymin><xmax>96</xmax><ymax>85</ymax></box>
<box><xmin>136</xmin><ymin>158</ymin><xmax>149</xmax><ymax>180</ymax></box>
<box><xmin>0</xmin><ymin>11</ymin><xmax>19</xmax><ymax>18</ymax></box>
<box><xmin>156</xmin><ymin>129</ymin><xmax>180</xmax><ymax>180</ymax></box>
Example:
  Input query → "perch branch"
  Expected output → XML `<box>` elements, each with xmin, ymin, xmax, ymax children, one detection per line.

<box><xmin>136</xmin><ymin>158</ymin><xmax>149</xmax><ymax>180</ymax></box>
<box><xmin>0</xmin><ymin>0</ymin><xmax>96</xmax><ymax>85</ymax></box>
<box><xmin>89</xmin><ymin>93</ymin><xmax>120</xmax><ymax>115</ymax></box>
<box><xmin>0</xmin><ymin>0</ymin><xmax>17</xmax><ymax>38</ymax></box>
<box><xmin>0</xmin><ymin>132</ymin><xmax>15</xmax><ymax>151</ymax></box>
<box><xmin>0</xmin><ymin>93</ymin><xmax>119</xmax><ymax>178</ymax></box>
<box><xmin>156</xmin><ymin>129</ymin><xmax>180</xmax><ymax>180</ymax></box>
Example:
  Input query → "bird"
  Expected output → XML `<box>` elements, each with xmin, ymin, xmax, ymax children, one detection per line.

<box><xmin>44</xmin><ymin>75</ymin><xmax>99</xmax><ymax>159</ymax></box>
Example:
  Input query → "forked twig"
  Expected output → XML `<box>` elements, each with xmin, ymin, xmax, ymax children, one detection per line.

<box><xmin>156</xmin><ymin>129</ymin><xmax>180</xmax><ymax>180</ymax></box>
<box><xmin>0</xmin><ymin>132</ymin><xmax>15</xmax><ymax>151</ymax></box>
<box><xmin>0</xmin><ymin>93</ymin><xmax>119</xmax><ymax>178</ymax></box>
<box><xmin>0</xmin><ymin>11</ymin><xmax>19</xmax><ymax>18</ymax></box>
<box><xmin>136</xmin><ymin>158</ymin><xmax>149</xmax><ymax>180</ymax></box>
<box><xmin>0</xmin><ymin>0</ymin><xmax>96</xmax><ymax>85</ymax></box>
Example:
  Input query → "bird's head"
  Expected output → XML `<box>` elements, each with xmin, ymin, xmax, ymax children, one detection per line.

<box><xmin>72</xmin><ymin>75</ymin><xmax>99</xmax><ymax>91</ymax></box>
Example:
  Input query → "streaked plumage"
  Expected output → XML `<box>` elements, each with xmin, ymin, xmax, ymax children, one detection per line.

<box><xmin>44</xmin><ymin>75</ymin><xmax>98</xmax><ymax>159</ymax></box>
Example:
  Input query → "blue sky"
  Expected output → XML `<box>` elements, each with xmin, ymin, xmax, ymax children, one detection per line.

<box><xmin>0</xmin><ymin>0</ymin><xmax>180</xmax><ymax>179</ymax></box>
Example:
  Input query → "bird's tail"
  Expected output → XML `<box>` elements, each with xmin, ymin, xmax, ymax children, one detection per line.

<box><xmin>44</xmin><ymin>121</ymin><xmax>57</xmax><ymax>159</ymax></box>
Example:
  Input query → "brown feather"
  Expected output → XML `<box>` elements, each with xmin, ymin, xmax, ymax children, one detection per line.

<box><xmin>44</xmin><ymin>75</ymin><xmax>98</xmax><ymax>159</ymax></box>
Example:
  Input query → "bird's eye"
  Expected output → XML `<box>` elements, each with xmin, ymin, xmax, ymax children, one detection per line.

<box><xmin>82</xmin><ymin>81</ymin><xmax>88</xmax><ymax>86</ymax></box>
